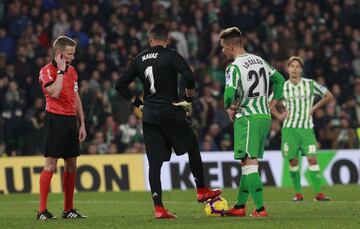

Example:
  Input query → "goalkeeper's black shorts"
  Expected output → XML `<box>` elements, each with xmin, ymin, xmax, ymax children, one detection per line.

<box><xmin>143</xmin><ymin>119</ymin><xmax>198</xmax><ymax>162</ymax></box>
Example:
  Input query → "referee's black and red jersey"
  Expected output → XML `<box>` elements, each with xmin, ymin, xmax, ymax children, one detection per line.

<box><xmin>39</xmin><ymin>63</ymin><xmax>78</xmax><ymax>115</ymax></box>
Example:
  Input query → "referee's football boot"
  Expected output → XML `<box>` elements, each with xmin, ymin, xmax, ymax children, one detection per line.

<box><xmin>197</xmin><ymin>188</ymin><xmax>222</xmax><ymax>203</ymax></box>
<box><xmin>37</xmin><ymin>209</ymin><xmax>57</xmax><ymax>220</ymax></box>
<box><xmin>62</xmin><ymin>209</ymin><xmax>87</xmax><ymax>219</ymax></box>
<box><xmin>314</xmin><ymin>193</ymin><xmax>331</xmax><ymax>201</ymax></box>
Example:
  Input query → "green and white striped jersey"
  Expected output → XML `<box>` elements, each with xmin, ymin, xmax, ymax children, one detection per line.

<box><xmin>282</xmin><ymin>78</ymin><xmax>328</xmax><ymax>129</ymax></box>
<box><xmin>225</xmin><ymin>53</ymin><xmax>276</xmax><ymax>117</ymax></box>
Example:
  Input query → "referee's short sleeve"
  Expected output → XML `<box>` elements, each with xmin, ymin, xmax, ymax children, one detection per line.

<box><xmin>39</xmin><ymin>67</ymin><xmax>56</xmax><ymax>88</ymax></box>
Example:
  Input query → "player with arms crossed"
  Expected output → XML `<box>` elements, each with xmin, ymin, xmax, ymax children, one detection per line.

<box><xmin>219</xmin><ymin>27</ymin><xmax>285</xmax><ymax>217</ymax></box>
<box><xmin>272</xmin><ymin>56</ymin><xmax>333</xmax><ymax>201</ymax></box>
<box><xmin>37</xmin><ymin>36</ymin><xmax>87</xmax><ymax>220</ymax></box>
<box><xmin>115</xmin><ymin>24</ymin><xmax>221</xmax><ymax>219</ymax></box>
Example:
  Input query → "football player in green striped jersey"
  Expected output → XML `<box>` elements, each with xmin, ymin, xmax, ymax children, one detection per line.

<box><xmin>272</xmin><ymin>56</ymin><xmax>333</xmax><ymax>201</ymax></box>
<box><xmin>219</xmin><ymin>27</ymin><xmax>285</xmax><ymax>217</ymax></box>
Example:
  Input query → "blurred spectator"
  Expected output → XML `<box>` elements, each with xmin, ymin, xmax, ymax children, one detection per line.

<box><xmin>332</xmin><ymin>117</ymin><xmax>357</xmax><ymax>149</ymax></box>
<box><xmin>198</xmin><ymin>86</ymin><xmax>217</xmax><ymax>132</ymax></box>
<box><xmin>86</xmin><ymin>143</ymin><xmax>98</xmax><ymax>155</ymax></box>
<box><xmin>108</xmin><ymin>142</ymin><xmax>118</xmax><ymax>154</ymax></box>
<box><xmin>13</xmin><ymin>45</ymin><xmax>34</xmax><ymax>87</ymax></box>
<box><xmin>187</xmin><ymin>25</ymin><xmax>199</xmax><ymax>58</ymax></box>
<box><xmin>118</xmin><ymin>114</ymin><xmax>142</xmax><ymax>152</ymax></box>
<box><xmin>200</xmin><ymin>134</ymin><xmax>218</xmax><ymax>151</ymax></box>
<box><xmin>219</xmin><ymin>134</ymin><xmax>232</xmax><ymax>151</ymax></box>
<box><xmin>92</xmin><ymin>131</ymin><xmax>108</xmax><ymax>154</ymax></box>
<box><xmin>102</xmin><ymin>115</ymin><xmax>119</xmax><ymax>146</ymax></box>
<box><xmin>2</xmin><ymin>81</ymin><xmax>25</xmax><ymax>155</ymax></box>
<box><xmin>67</xmin><ymin>19</ymin><xmax>89</xmax><ymax>49</ymax></box>
<box><xmin>265</xmin><ymin>119</ymin><xmax>282</xmax><ymax>150</ymax></box>
<box><xmin>124</xmin><ymin>134</ymin><xmax>144</xmax><ymax>154</ymax></box>
<box><xmin>169</xmin><ymin>21</ymin><xmax>189</xmax><ymax>59</ymax></box>
<box><xmin>206</xmin><ymin>56</ymin><xmax>224</xmax><ymax>86</ymax></box>
<box><xmin>8</xmin><ymin>1</ymin><xmax>32</xmax><ymax>39</ymax></box>
<box><xmin>208</xmin><ymin>123</ymin><xmax>222</xmax><ymax>148</ymax></box>
<box><xmin>23</xmin><ymin>97</ymin><xmax>45</xmax><ymax>155</ymax></box>
<box><xmin>0</xmin><ymin>27</ymin><xmax>15</xmax><ymax>59</ymax></box>
<box><xmin>52</xmin><ymin>11</ymin><xmax>70</xmax><ymax>38</ymax></box>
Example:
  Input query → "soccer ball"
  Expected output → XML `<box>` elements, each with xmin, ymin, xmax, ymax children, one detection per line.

<box><xmin>204</xmin><ymin>196</ymin><xmax>228</xmax><ymax>216</ymax></box>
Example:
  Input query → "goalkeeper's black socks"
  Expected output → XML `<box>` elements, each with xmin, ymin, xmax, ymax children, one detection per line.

<box><xmin>149</xmin><ymin>161</ymin><xmax>163</xmax><ymax>207</ymax></box>
<box><xmin>188</xmin><ymin>144</ymin><xmax>205</xmax><ymax>189</ymax></box>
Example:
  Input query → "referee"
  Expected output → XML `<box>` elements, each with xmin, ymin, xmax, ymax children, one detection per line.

<box><xmin>37</xmin><ymin>36</ymin><xmax>87</xmax><ymax>220</ymax></box>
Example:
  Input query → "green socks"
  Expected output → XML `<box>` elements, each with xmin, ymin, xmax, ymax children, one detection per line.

<box><xmin>247</xmin><ymin>171</ymin><xmax>264</xmax><ymax>209</ymax></box>
<box><xmin>309</xmin><ymin>164</ymin><xmax>321</xmax><ymax>193</ymax></box>
<box><xmin>236</xmin><ymin>174</ymin><xmax>249</xmax><ymax>206</ymax></box>
<box><xmin>289</xmin><ymin>165</ymin><xmax>302</xmax><ymax>193</ymax></box>
<box><xmin>237</xmin><ymin>165</ymin><xmax>264</xmax><ymax>210</ymax></box>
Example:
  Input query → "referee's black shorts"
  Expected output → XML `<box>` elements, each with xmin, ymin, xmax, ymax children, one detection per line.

<box><xmin>44</xmin><ymin>112</ymin><xmax>80</xmax><ymax>159</ymax></box>
<box><xmin>143</xmin><ymin>119</ymin><xmax>198</xmax><ymax>163</ymax></box>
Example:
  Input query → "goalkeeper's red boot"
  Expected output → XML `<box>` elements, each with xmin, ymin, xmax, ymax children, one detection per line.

<box><xmin>225</xmin><ymin>207</ymin><xmax>246</xmax><ymax>217</ymax></box>
<box><xmin>197</xmin><ymin>188</ymin><xmax>222</xmax><ymax>203</ymax></box>
<box><xmin>292</xmin><ymin>193</ymin><xmax>304</xmax><ymax>201</ymax></box>
<box><xmin>250</xmin><ymin>207</ymin><xmax>268</xmax><ymax>217</ymax></box>
<box><xmin>314</xmin><ymin>193</ymin><xmax>331</xmax><ymax>201</ymax></box>
<box><xmin>154</xmin><ymin>206</ymin><xmax>177</xmax><ymax>219</ymax></box>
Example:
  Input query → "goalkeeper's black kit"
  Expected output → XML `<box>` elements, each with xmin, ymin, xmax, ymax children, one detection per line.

<box><xmin>115</xmin><ymin>45</ymin><xmax>198</xmax><ymax>162</ymax></box>
<box><xmin>116</xmin><ymin>44</ymin><xmax>207</xmax><ymax>208</ymax></box>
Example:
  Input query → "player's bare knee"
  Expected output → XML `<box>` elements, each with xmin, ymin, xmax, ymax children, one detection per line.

<box><xmin>244</xmin><ymin>157</ymin><xmax>258</xmax><ymax>166</ymax></box>
<box><xmin>64</xmin><ymin>166</ymin><xmax>77</xmax><ymax>173</ymax></box>
<box><xmin>43</xmin><ymin>164</ymin><xmax>57</xmax><ymax>172</ymax></box>
<box><xmin>289</xmin><ymin>158</ymin><xmax>299</xmax><ymax>167</ymax></box>
<box><xmin>44</xmin><ymin>157</ymin><xmax>58</xmax><ymax>172</ymax></box>
<box><xmin>307</xmin><ymin>156</ymin><xmax>317</xmax><ymax>165</ymax></box>
<box><xmin>64</xmin><ymin>157</ymin><xmax>77</xmax><ymax>172</ymax></box>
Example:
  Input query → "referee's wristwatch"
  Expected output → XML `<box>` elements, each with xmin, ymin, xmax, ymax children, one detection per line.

<box><xmin>57</xmin><ymin>70</ymin><xmax>65</xmax><ymax>75</ymax></box>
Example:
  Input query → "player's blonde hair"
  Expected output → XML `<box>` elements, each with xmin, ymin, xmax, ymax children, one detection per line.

<box><xmin>52</xmin><ymin>36</ymin><xmax>76</xmax><ymax>57</ymax></box>
<box><xmin>218</xmin><ymin>27</ymin><xmax>243</xmax><ymax>46</ymax></box>
<box><xmin>287</xmin><ymin>56</ymin><xmax>304</xmax><ymax>68</ymax></box>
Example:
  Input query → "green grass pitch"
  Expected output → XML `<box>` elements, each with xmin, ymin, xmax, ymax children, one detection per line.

<box><xmin>0</xmin><ymin>185</ymin><xmax>359</xmax><ymax>228</ymax></box>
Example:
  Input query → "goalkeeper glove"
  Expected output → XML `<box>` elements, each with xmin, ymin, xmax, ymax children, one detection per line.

<box><xmin>172</xmin><ymin>94</ymin><xmax>192</xmax><ymax>113</ymax></box>
<box><xmin>130</xmin><ymin>96</ymin><xmax>144</xmax><ymax>111</ymax></box>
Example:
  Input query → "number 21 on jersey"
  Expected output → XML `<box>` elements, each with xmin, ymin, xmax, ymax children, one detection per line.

<box><xmin>145</xmin><ymin>66</ymin><xmax>156</xmax><ymax>94</ymax></box>
<box><xmin>247</xmin><ymin>67</ymin><xmax>267</xmax><ymax>98</ymax></box>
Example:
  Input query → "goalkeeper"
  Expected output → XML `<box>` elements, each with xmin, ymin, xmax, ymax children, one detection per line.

<box><xmin>115</xmin><ymin>24</ymin><xmax>221</xmax><ymax>219</ymax></box>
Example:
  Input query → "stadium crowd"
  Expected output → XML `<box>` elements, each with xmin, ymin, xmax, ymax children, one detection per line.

<box><xmin>0</xmin><ymin>0</ymin><xmax>359</xmax><ymax>156</ymax></box>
